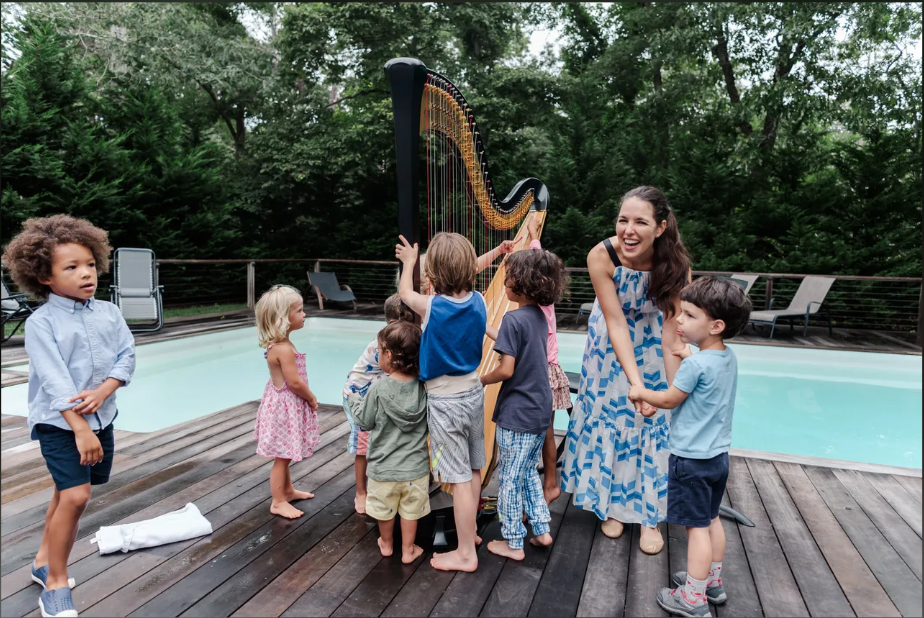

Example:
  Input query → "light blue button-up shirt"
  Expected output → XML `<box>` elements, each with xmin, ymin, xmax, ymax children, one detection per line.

<box><xmin>24</xmin><ymin>293</ymin><xmax>136</xmax><ymax>432</ymax></box>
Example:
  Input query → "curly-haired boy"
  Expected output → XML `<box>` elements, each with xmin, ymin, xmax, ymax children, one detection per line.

<box><xmin>2</xmin><ymin>215</ymin><xmax>135</xmax><ymax>618</ymax></box>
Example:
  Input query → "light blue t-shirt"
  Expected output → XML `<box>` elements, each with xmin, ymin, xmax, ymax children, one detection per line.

<box><xmin>669</xmin><ymin>348</ymin><xmax>737</xmax><ymax>459</ymax></box>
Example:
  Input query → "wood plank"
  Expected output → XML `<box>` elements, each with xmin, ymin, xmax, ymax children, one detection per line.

<box><xmin>576</xmin><ymin>523</ymin><xmax>631</xmax><ymax>617</ymax></box>
<box><xmin>280</xmin><ymin>530</ymin><xmax>384</xmax><ymax>618</ymax></box>
<box><xmin>380</xmin><ymin>551</ymin><xmax>457</xmax><ymax>618</ymax></box>
<box><xmin>330</xmin><ymin>551</ymin><xmax>426</xmax><ymax>618</ymax></box>
<box><xmin>726</xmin><ymin>456</ymin><xmax>808</xmax><ymax>617</ymax></box>
<box><xmin>774</xmin><ymin>463</ymin><xmax>899</xmax><ymax>618</ymax></box>
<box><xmin>804</xmin><ymin>466</ymin><xmax>922</xmax><ymax>617</ymax></box>
<box><xmin>527</xmin><ymin>504</ymin><xmax>598</xmax><ymax>617</ymax></box>
<box><xmin>715</xmin><ymin>492</ymin><xmax>763</xmax><ymax>618</ymax></box>
<box><xmin>480</xmin><ymin>493</ymin><xmax>569</xmax><ymax>617</ymax></box>
<box><xmin>624</xmin><ymin>523</ymin><xmax>669</xmax><ymax>618</ymax></box>
<box><xmin>830</xmin><ymin>469</ymin><xmax>923</xmax><ymax>580</ymax></box>
<box><xmin>746</xmin><ymin>459</ymin><xmax>854</xmax><ymax>617</ymax></box>
<box><xmin>429</xmin><ymin>517</ymin><xmax>508</xmax><ymax>617</ymax></box>
<box><xmin>1</xmin><ymin>444</ymin><xmax>352</xmax><ymax>618</ymax></box>
<box><xmin>860</xmin><ymin>473</ymin><xmax>922</xmax><ymax>537</ymax></box>
<box><xmin>0</xmin><ymin>422</ymin><xmax>348</xmax><ymax>602</ymax></box>
<box><xmin>894</xmin><ymin>476</ymin><xmax>923</xmax><ymax>504</ymax></box>
<box><xmin>232</xmin><ymin>514</ymin><xmax>377</xmax><ymax>617</ymax></box>
<box><xmin>70</xmin><ymin>451</ymin><xmax>353</xmax><ymax>618</ymax></box>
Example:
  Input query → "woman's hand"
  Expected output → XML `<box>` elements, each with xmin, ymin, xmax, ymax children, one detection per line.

<box><xmin>396</xmin><ymin>235</ymin><xmax>419</xmax><ymax>267</ymax></box>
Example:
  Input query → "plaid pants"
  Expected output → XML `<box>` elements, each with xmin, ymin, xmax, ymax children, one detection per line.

<box><xmin>496</xmin><ymin>427</ymin><xmax>551</xmax><ymax>549</ymax></box>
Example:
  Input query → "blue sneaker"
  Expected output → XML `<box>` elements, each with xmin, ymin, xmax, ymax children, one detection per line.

<box><xmin>38</xmin><ymin>587</ymin><xmax>78</xmax><ymax>617</ymax></box>
<box><xmin>30</xmin><ymin>562</ymin><xmax>75</xmax><ymax>590</ymax></box>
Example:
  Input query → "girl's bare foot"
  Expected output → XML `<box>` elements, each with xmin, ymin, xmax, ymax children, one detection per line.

<box><xmin>286</xmin><ymin>489</ymin><xmax>314</xmax><ymax>502</ymax></box>
<box><xmin>402</xmin><ymin>544</ymin><xmax>424</xmax><ymax>564</ymax></box>
<box><xmin>431</xmin><ymin>550</ymin><xmax>478</xmax><ymax>572</ymax></box>
<box><xmin>270</xmin><ymin>501</ymin><xmax>303</xmax><ymax>519</ymax></box>
<box><xmin>487</xmin><ymin>540</ymin><xmax>525</xmax><ymax>561</ymax></box>
<box><xmin>543</xmin><ymin>485</ymin><xmax>561</xmax><ymax>506</ymax></box>
<box><xmin>355</xmin><ymin>493</ymin><xmax>367</xmax><ymax>514</ymax></box>
<box><xmin>529</xmin><ymin>532</ymin><xmax>553</xmax><ymax>547</ymax></box>
<box><xmin>639</xmin><ymin>525</ymin><xmax>664</xmax><ymax>555</ymax></box>
<box><xmin>601</xmin><ymin>518</ymin><xmax>624</xmax><ymax>539</ymax></box>
<box><xmin>475</xmin><ymin>532</ymin><xmax>482</xmax><ymax>546</ymax></box>
<box><xmin>378</xmin><ymin>537</ymin><xmax>393</xmax><ymax>557</ymax></box>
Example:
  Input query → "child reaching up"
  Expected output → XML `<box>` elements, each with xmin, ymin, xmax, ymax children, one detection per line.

<box><xmin>349</xmin><ymin>321</ymin><xmax>429</xmax><ymax>564</ymax></box>
<box><xmin>629</xmin><ymin>277</ymin><xmax>751</xmax><ymax>618</ymax></box>
<box><xmin>254</xmin><ymin>285</ymin><xmax>321</xmax><ymax>520</ymax></box>
<box><xmin>396</xmin><ymin>232</ymin><xmax>487</xmax><ymax>573</ymax></box>
<box><xmin>342</xmin><ymin>294</ymin><xmax>416</xmax><ymax>514</ymax></box>
<box><xmin>481</xmin><ymin>247</ymin><xmax>568</xmax><ymax>560</ymax></box>
<box><xmin>417</xmin><ymin>240</ymin><xmax>516</xmax><ymax>295</ymax></box>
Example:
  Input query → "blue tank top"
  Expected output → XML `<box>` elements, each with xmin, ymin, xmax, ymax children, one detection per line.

<box><xmin>419</xmin><ymin>292</ymin><xmax>487</xmax><ymax>382</ymax></box>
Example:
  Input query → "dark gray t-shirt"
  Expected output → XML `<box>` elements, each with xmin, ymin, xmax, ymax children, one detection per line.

<box><xmin>492</xmin><ymin>305</ymin><xmax>553</xmax><ymax>434</ymax></box>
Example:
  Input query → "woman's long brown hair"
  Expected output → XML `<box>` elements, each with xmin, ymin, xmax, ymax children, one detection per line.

<box><xmin>621</xmin><ymin>186</ymin><xmax>691</xmax><ymax>318</ymax></box>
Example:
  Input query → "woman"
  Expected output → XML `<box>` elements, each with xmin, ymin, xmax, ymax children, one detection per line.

<box><xmin>560</xmin><ymin>186</ymin><xmax>690</xmax><ymax>554</ymax></box>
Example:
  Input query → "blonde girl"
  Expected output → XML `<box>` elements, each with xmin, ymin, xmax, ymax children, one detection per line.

<box><xmin>254</xmin><ymin>285</ymin><xmax>321</xmax><ymax>519</ymax></box>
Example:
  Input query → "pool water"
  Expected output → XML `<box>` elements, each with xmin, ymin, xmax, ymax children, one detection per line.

<box><xmin>2</xmin><ymin>318</ymin><xmax>921</xmax><ymax>469</ymax></box>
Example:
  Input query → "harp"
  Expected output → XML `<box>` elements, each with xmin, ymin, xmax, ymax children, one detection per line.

<box><xmin>385</xmin><ymin>58</ymin><xmax>550</xmax><ymax>497</ymax></box>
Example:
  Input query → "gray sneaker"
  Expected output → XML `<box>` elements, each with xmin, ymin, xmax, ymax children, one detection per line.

<box><xmin>657</xmin><ymin>587</ymin><xmax>712</xmax><ymax>618</ymax></box>
<box><xmin>671</xmin><ymin>571</ymin><xmax>727</xmax><ymax>605</ymax></box>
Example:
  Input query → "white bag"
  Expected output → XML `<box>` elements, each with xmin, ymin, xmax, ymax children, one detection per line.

<box><xmin>91</xmin><ymin>503</ymin><xmax>212</xmax><ymax>555</ymax></box>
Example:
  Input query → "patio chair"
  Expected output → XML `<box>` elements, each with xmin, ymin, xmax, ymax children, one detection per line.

<box><xmin>575</xmin><ymin>302</ymin><xmax>594</xmax><ymax>325</ymax></box>
<box><xmin>307</xmin><ymin>271</ymin><xmax>357</xmax><ymax>311</ymax></box>
<box><xmin>729</xmin><ymin>273</ymin><xmax>759</xmax><ymax>294</ymax></box>
<box><xmin>748</xmin><ymin>276</ymin><xmax>834</xmax><ymax>339</ymax></box>
<box><xmin>2</xmin><ymin>275</ymin><xmax>36</xmax><ymax>342</ymax></box>
<box><xmin>110</xmin><ymin>248</ymin><xmax>164</xmax><ymax>333</ymax></box>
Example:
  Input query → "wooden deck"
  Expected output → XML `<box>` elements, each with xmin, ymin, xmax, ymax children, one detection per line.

<box><xmin>1</xmin><ymin>406</ymin><xmax>920</xmax><ymax>618</ymax></box>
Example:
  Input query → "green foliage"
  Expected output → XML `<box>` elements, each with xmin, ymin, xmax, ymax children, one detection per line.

<box><xmin>2</xmin><ymin>1</ymin><xmax>921</xmax><ymax>283</ymax></box>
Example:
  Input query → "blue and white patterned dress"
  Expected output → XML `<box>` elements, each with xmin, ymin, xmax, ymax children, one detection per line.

<box><xmin>560</xmin><ymin>266</ymin><xmax>670</xmax><ymax>527</ymax></box>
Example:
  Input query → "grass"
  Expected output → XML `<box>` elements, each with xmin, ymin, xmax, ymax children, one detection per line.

<box><xmin>3</xmin><ymin>303</ymin><xmax>250</xmax><ymax>339</ymax></box>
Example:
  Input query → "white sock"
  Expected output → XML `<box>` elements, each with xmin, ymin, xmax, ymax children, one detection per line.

<box><xmin>683</xmin><ymin>574</ymin><xmax>707</xmax><ymax>605</ymax></box>
<box><xmin>707</xmin><ymin>561</ymin><xmax>723</xmax><ymax>586</ymax></box>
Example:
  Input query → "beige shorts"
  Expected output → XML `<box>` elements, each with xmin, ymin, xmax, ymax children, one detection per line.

<box><xmin>366</xmin><ymin>474</ymin><xmax>431</xmax><ymax>521</ymax></box>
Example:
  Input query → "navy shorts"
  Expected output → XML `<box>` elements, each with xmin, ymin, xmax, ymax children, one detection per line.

<box><xmin>32</xmin><ymin>422</ymin><xmax>115</xmax><ymax>492</ymax></box>
<box><xmin>667</xmin><ymin>452</ymin><xmax>729</xmax><ymax>528</ymax></box>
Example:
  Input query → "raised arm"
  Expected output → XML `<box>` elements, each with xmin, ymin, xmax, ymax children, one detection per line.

<box><xmin>395</xmin><ymin>235</ymin><xmax>429</xmax><ymax>317</ymax></box>
<box><xmin>587</xmin><ymin>242</ymin><xmax>646</xmax><ymax>412</ymax></box>
<box><xmin>476</xmin><ymin>240</ymin><xmax>516</xmax><ymax>273</ymax></box>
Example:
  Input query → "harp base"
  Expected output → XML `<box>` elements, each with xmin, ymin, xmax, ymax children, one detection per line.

<box><xmin>421</xmin><ymin>492</ymin><xmax>499</xmax><ymax>549</ymax></box>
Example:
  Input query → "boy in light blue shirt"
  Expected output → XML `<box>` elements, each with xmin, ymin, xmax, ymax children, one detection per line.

<box><xmin>630</xmin><ymin>276</ymin><xmax>751</xmax><ymax>618</ymax></box>
<box><xmin>2</xmin><ymin>215</ymin><xmax>135</xmax><ymax>618</ymax></box>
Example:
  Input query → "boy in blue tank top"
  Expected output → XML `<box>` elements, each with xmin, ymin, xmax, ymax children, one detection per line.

<box><xmin>397</xmin><ymin>232</ymin><xmax>486</xmax><ymax>573</ymax></box>
<box><xmin>630</xmin><ymin>277</ymin><xmax>751</xmax><ymax>618</ymax></box>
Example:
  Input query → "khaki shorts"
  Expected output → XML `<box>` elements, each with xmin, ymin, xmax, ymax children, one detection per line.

<box><xmin>366</xmin><ymin>474</ymin><xmax>431</xmax><ymax>521</ymax></box>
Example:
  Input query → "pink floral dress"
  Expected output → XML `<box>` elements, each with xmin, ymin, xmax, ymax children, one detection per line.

<box><xmin>253</xmin><ymin>344</ymin><xmax>321</xmax><ymax>461</ymax></box>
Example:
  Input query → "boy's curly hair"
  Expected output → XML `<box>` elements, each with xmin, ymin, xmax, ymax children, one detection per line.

<box><xmin>504</xmin><ymin>248</ymin><xmax>569</xmax><ymax>307</ymax></box>
<box><xmin>384</xmin><ymin>293</ymin><xmax>415</xmax><ymax>323</ymax></box>
<box><xmin>377</xmin><ymin>321</ymin><xmax>421</xmax><ymax>377</ymax></box>
<box><xmin>1</xmin><ymin>215</ymin><xmax>112</xmax><ymax>299</ymax></box>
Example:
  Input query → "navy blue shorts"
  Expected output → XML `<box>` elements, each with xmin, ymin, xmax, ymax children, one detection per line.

<box><xmin>667</xmin><ymin>452</ymin><xmax>729</xmax><ymax>528</ymax></box>
<box><xmin>32</xmin><ymin>422</ymin><xmax>115</xmax><ymax>492</ymax></box>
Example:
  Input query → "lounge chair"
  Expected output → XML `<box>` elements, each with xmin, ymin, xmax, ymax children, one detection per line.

<box><xmin>307</xmin><ymin>271</ymin><xmax>357</xmax><ymax>311</ymax></box>
<box><xmin>748</xmin><ymin>276</ymin><xmax>834</xmax><ymax>339</ymax></box>
<box><xmin>1</xmin><ymin>275</ymin><xmax>35</xmax><ymax>342</ymax></box>
<box><xmin>729</xmin><ymin>273</ymin><xmax>759</xmax><ymax>294</ymax></box>
<box><xmin>110</xmin><ymin>248</ymin><xmax>164</xmax><ymax>333</ymax></box>
<box><xmin>575</xmin><ymin>302</ymin><xmax>594</xmax><ymax>325</ymax></box>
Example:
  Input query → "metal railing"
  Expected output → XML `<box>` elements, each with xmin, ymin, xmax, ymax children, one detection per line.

<box><xmin>3</xmin><ymin>262</ymin><xmax>921</xmax><ymax>341</ymax></box>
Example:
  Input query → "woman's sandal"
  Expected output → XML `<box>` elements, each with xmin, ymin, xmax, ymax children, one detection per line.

<box><xmin>601</xmin><ymin>518</ymin><xmax>624</xmax><ymax>539</ymax></box>
<box><xmin>639</xmin><ymin>526</ymin><xmax>664</xmax><ymax>555</ymax></box>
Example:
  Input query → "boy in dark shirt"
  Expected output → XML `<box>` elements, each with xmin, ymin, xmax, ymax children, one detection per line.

<box><xmin>481</xmin><ymin>247</ymin><xmax>568</xmax><ymax>560</ymax></box>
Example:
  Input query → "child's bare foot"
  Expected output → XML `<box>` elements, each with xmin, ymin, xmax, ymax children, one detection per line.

<box><xmin>286</xmin><ymin>489</ymin><xmax>314</xmax><ymax>502</ymax></box>
<box><xmin>475</xmin><ymin>532</ymin><xmax>482</xmax><ymax>546</ymax></box>
<box><xmin>354</xmin><ymin>493</ymin><xmax>367</xmax><ymax>514</ymax></box>
<box><xmin>402</xmin><ymin>544</ymin><xmax>424</xmax><ymax>564</ymax></box>
<box><xmin>378</xmin><ymin>537</ymin><xmax>393</xmax><ymax>557</ymax></box>
<box><xmin>270</xmin><ymin>501</ymin><xmax>303</xmax><ymax>519</ymax></box>
<box><xmin>430</xmin><ymin>549</ymin><xmax>478</xmax><ymax>572</ymax></box>
<box><xmin>487</xmin><ymin>540</ymin><xmax>525</xmax><ymax>561</ymax></box>
<box><xmin>529</xmin><ymin>532</ymin><xmax>553</xmax><ymax>547</ymax></box>
<box><xmin>543</xmin><ymin>485</ymin><xmax>561</xmax><ymax>506</ymax></box>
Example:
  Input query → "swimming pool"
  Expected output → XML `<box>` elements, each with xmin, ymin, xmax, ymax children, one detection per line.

<box><xmin>2</xmin><ymin>318</ymin><xmax>920</xmax><ymax>469</ymax></box>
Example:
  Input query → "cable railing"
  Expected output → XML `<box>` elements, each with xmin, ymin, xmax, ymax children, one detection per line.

<box><xmin>3</xmin><ymin>262</ymin><xmax>921</xmax><ymax>339</ymax></box>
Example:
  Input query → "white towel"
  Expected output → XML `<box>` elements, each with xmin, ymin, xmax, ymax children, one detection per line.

<box><xmin>91</xmin><ymin>503</ymin><xmax>212</xmax><ymax>555</ymax></box>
